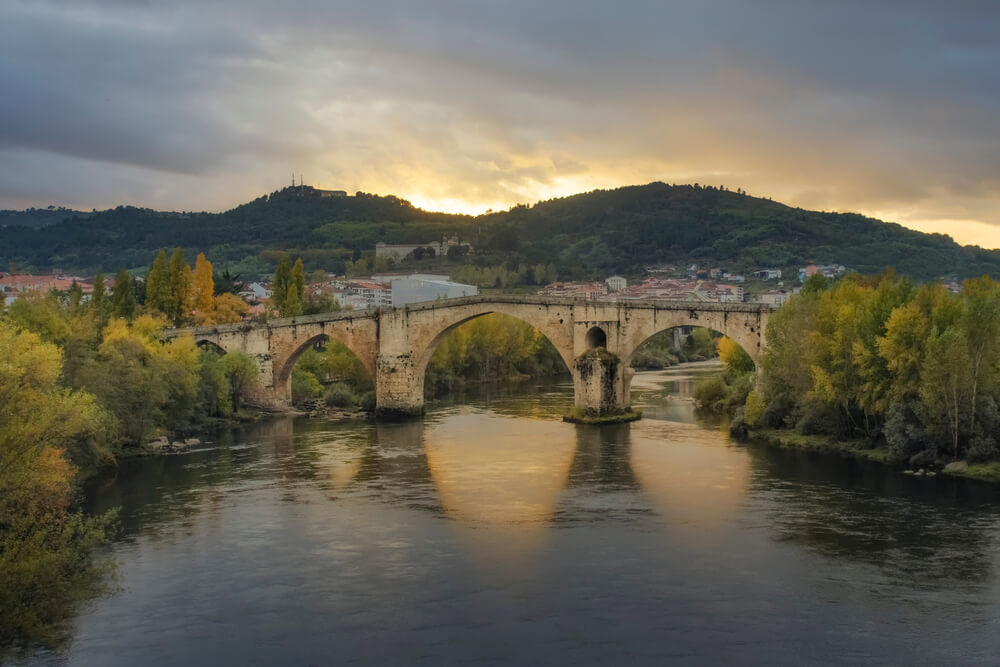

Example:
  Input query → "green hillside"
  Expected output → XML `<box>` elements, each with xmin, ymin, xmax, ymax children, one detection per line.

<box><xmin>0</xmin><ymin>206</ymin><xmax>91</xmax><ymax>229</ymax></box>
<box><xmin>1</xmin><ymin>182</ymin><xmax>996</xmax><ymax>281</ymax></box>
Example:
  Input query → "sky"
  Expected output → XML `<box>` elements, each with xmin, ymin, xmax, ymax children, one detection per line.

<box><xmin>2</xmin><ymin>0</ymin><xmax>999</xmax><ymax>246</ymax></box>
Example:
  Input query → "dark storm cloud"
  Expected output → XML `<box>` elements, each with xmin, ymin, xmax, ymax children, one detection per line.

<box><xmin>1</xmin><ymin>0</ymin><xmax>999</xmax><ymax>241</ymax></box>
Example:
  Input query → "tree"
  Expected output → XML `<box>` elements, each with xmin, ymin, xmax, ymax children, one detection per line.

<box><xmin>961</xmin><ymin>276</ymin><xmax>1000</xmax><ymax>439</ymax></box>
<box><xmin>111</xmin><ymin>269</ymin><xmax>136</xmax><ymax>321</ymax></box>
<box><xmin>291</xmin><ymin>258</ymin><xmax>305</xmax><ymax>306</ymax></box>
<box><xmin>0</xmin><ymin>322</ymin><xmax>114</xmax><ymax>650</ymax></box>
<box><xmin>921</xmin><ymin>327</ymin><xmax>971</xmax><ymax>459</ymax></box>
<box><xmin>213</xmin><ymin>268</ymin><xmax>243</xmax><ymax>295</ymax></box>
<box><xmin>167</xmin><ymin>248</ymin><xmax>193</xmax><ymax>325</ymax></box>
<box><xmin>283</xmin><ymin>283</ymin><xmax>303</xmax><ymax>317</ymax></box>
<box><xmin>90</xmin><ymin>269</ymin><xmax>108</xmax><ymax>320</ymax></box>
<box><xmin>272</xmin><ymin>255</ymin><xmax>292</xmax><ymax>312</ymax></box>
<box><xmin>718</xmin><ymin>337</ymin><xmax>754</xmax><ymax>376</ymax></box>
<box><xmin>68</xmin><ymin>280</ymin><xmax>83</xmax><ymax>312</ymax></box>
<box><xmin>145</xmin><ymin>250</ymin><xmax>171</xmax><ymax>316</ymax></box>
<box><xmin>213</xmin><ymin>293</ymin><xmax>250</xmax><ymax>323</ymax></box>
<box><xmin>221</xmin><ymin>351</ymin><xmax>258</xmax><ymax>413</ymax></box>
<box><xmin>192</xmin><ymin>253</ymin><xmax>215</xmax><ymax>321</ymax></box>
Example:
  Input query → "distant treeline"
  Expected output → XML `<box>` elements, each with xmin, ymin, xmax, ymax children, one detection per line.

<box><xmin>3</xmin><ymin>183</ymin><xmax>999</xmax><ymax>282</ymax></box>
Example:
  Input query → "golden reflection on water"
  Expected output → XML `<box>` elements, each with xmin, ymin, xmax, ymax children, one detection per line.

<box><xmin>630</xmin><ymin>419</ymin><xmax>750</xmax><ymax>535</ymax></box>
<box><xmin>424</xmin><ymin>410</ymin><xmax>576</xmax><ymax>559</ymax></box>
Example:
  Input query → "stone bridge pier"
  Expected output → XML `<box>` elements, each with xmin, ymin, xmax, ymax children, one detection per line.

<box><xmin>170</xmin><ymin>296</ymin><xmax>770</xmax><ymax>422</ymax></box>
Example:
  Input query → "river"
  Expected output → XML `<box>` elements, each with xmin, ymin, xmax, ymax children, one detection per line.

<box><xmin>27</xmin><ymin>362</ymin><xmax>1000</xmax><ymax>665</ymax></box>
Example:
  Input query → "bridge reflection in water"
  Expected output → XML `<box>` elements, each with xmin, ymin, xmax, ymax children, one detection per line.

<box><xmin>286</xmin><ymin>381</ymin><xmax>750</xmax><ymax>561</ymax></box>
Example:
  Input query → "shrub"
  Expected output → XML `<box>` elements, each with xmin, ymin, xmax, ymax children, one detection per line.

<box><xmin>358</xmin><ymin>390</ymin><xmax>377</xmax><ymax>412</ymax></box>
<box><xmin>693</xmin><ymin>377</ymin><xmax>728</xmax><ymax>411</ymax></box>
<box><xmin>744</xmin><ymin>390</ymin><xmax>765</xmax><ymax>427</ymax></box>
<box><xmin>323</xmin><ymin>383</ymin><xmax>356</xmax><ymax>408</ymax></box>
<box><xmin>291</xmin><ymin>368</ymin><xmax>322</xmax><ymax>404</ymax></box>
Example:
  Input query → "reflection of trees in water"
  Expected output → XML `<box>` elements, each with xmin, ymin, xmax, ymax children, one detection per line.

<box><xmin>745</xmin><ymin>444</ymin><xmax>1000</xmax><ymax>586</ymax></box>
<box><xmin>428</xmin><ymin>380</ymin><xmax>574</xmax><ymax>421</ymax></box>
<box><xmin>629</xmin><ymin>420</ymin><xmax>750</xmax><ymax>533</ymax></box>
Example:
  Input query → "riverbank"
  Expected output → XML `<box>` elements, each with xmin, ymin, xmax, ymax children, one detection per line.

<box><xmin>747</xmin><ymin>427</ymin><xmax>1000</xmax><ymax>484</ymax></box>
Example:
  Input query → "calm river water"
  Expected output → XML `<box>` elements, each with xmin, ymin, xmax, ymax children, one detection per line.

<box><xmin>30</xmin><ymin>363</ymin><xmax>1000</xmax><ymax>665</ymax></box>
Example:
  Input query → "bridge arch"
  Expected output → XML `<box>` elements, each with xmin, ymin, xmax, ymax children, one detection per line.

<box><xmin>274</xmin><ymin>331</ymin><xmax>376</xmax><ymax>391</ymax></box>
<box><xmin>196</xmin><ymin>339</ymin><xmax>227</xmax><ymax>355</ymax></box>
<box><xmin>403</xmin><ymin>302</ymin><xmax>577</xmax><ymax>400</ymax></box>
<box><xmin>618</xmin><ymin>309</ymin><xmax>765</xmax><ymax>369</ymax></box>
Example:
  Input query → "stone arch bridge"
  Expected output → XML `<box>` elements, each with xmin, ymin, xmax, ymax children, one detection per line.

<box><xmin>165</xmin><ymin>296</ymin><xmax>772</xmax><ymax>418</ymax></box>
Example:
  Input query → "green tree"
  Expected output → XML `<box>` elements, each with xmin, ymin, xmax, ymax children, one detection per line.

<box><xmin>90</xmin><ymin>269</ymin><xmax>108</xmax><ymax>320</ymax></box>
<box><xmin>221</xmin><ymin>351</ymin><xmax>258</xmax><ymax>413</ymax></box>
<box><xmin>920</xmin><ymin>326</ymin><xmax>971</xmax><ymax>459</ymax></box>
<box><xmin>167</xmin><ymin>248</ymin><xmax>193</xmax><ymax>325</ymax></box>
<box><xmin>961</xmin><ymin>276</ymin><xmax>1000</xmax><ymax>439</ymax></box>
<box><xmin>68</xmin><ymin>280</ymin><xmax>84</xmax><ymax>313</ymax></box>
<box><xmin>111</xmin><ymin>269</ymin><xmax>137</xmax><ymax>321</ymax></box>
<box><xmin>272</xmin><ymin>255</ymin><xmax>292</xmax><ymax>312</ymax></box>
<box><xmin>0</xmin><ymin>322</ymin><xmax>115</xmax><ymax>653</ymax></box>
<box><xmin>145</xmin><ymin>250</ymin><xmax>171</xmax><ymax>315</ymax></box>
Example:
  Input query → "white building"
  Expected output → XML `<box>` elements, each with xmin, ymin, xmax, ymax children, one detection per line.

<box><xmin>239</xmin><ymin>282</ymin><xmax>272</xmax><ymax>302</ymax></box>
<box><xmin>754</xmin><ymin>269</ymin><xmax>783</xmax><ymax>280</ymax></box>
<box><xmin>757</xmin><ymin>290</ymin><xmax>790</xmax><ymax>307</ymax></box>
<box><xmin>348</xmin><ymin>280</ymin><xmax>392</xmax><ymax>308</ymax></box>
<box><xmin>605</xmin><ymin>275</ymin><xmax>627</xmax><ymax>292</ymax></box>
<box><xmin>333</xmin><ymin>292</ymin><xmax>370</xmax><ymax>310</ymax></box>
<box><xmin>391</xmin><ymin>277</ymin><xmax>478</xmax><ymax>306</ymax></box>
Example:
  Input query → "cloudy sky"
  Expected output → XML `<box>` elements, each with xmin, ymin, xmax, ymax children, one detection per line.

<box><xmin>2</xmin><ymin>1</ymin><xmax>999</xmax><ymax>245</ymax></box>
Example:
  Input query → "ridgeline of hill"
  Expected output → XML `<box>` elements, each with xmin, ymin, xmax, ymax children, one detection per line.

<box><xmin>0</xmin><ymin>206</ymin><xmax>93</xmax><ymax>229</ymax></box>
<box><xmin>1</xmin><ymin>182</ymin><xmax>997</xmax><ymax>281</ymax></box>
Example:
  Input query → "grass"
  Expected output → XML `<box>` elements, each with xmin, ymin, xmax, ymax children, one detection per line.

<box><xmin>946</xmin><ymin>461</ymin><xmax>1000</xmax><ymax>484</ymax></box>
<box><xmin>749</xmin><ymin>427</ymin><xmax>891</xmax><ymax>463</ymax></box>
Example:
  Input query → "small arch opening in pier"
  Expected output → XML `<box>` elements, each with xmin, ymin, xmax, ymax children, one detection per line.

<box><xmin>585</xmin><ymin>326</ymin><xmax>607</xmax><ymax>349</ymax></box>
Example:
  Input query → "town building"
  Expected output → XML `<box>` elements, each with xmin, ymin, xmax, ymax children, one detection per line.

<box><xmin>753</xmin><ymin>269</ymin><xmax>782</xmax><ymax>280</ymax></box>
<box><xmin>798</xmin><ymin>264</ymin><xmax>846</xmax><ymax>282</ymax></box>
<box><xmin>0</xmin><ymin>273</ymin><xmax>92</xmax><ymax>307</ymax></box>
<box><xmin>756</xmin><ymin>290</ymin><xmax>791</xmax><ymax>307</ymax></box>
<box><xmin>605</xmin><ymin>275</ymin><xmax>627</xmax><ymax>292</ymax></box>
<box><xmin>539</xmin><ymin>281</ymin><xmax>609</xmax><ymax>300</ymax></box>
<box><xmin>391</xmin><ymin>277</ymin><xmax>478</xmax><ymax>306</ymax></box>
<box><xmin>238</xmin><ymin>282</ymin><xmax>272</xmax><ymax>303</ymax></box>
<box><xmin>347</xmin><ymin>280</ymin><xmax>391</xmax><ymax>308</ymax></box>
<box><xmin>606</xmin><ymin>277</ymin><xmax>743</xmax><ymax>303</ymax></box>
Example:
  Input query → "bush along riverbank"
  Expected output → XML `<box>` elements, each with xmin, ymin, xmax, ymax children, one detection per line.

<box><xmin>694</xmin><ymin>271</ymin><xmax>1000</xmax><ymax>485</ymax></box>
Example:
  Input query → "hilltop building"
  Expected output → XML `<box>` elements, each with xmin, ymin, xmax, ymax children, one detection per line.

<box><xmin>375</xmin><ymin>236</ymin><xmax>472</xmax><ymax>261</ymax></box>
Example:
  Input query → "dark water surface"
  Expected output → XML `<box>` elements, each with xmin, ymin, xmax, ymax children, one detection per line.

<box><xmin>32</xmin><ymin>363</ymin><xmax>1000</xmax><ymax>665</ymax></box>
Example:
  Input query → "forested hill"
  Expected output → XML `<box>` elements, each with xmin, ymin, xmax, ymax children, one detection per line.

<box><xmin>2</xmin><ymin>182</ymin><xmax>998</xmax><ymax>281</ymax></box>
<box><xmin>0</xmin><ymin>206</ymin><xmax>92</xmax><ymax>229</ymax></box>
